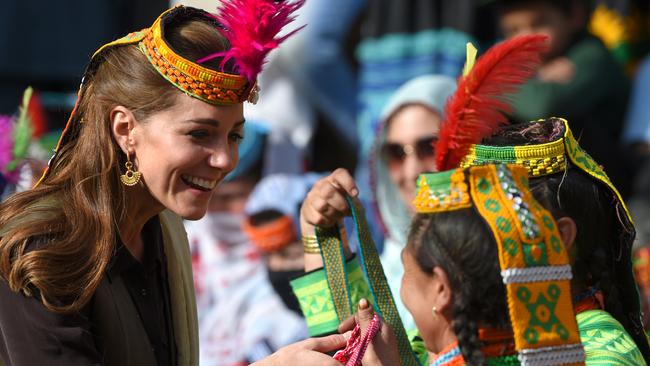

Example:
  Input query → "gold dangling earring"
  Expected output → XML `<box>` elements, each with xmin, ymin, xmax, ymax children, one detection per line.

<box><xmin>120</xmin><ymin>152</ymin><xmax>141</xmax><ymax>186</ymax></box>
<box><xmin>432</xmin><ymin>306</ymin><xmax>438</xmax><ymax>319</ymax></box>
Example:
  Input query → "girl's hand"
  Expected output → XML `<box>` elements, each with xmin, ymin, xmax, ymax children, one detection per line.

<box><xmin>300</xmin><ymin>168</ymin><xmax>359</xmax><ymax>233</ymax></box>
<box><xmin>300</xmin><ymin>168</ymin><xmax>358</xmax><ymax>271</ymax></box>
<box><xmin>338</xmin><ymin>299</ymin><xmax>401</xmax><ymax>366</ymax></box>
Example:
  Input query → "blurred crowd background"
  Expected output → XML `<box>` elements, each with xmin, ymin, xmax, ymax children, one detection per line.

<box><xmin>1</xmin><ymin>0</ymin><xmax>650</xmax><ymax>365</ymax></box>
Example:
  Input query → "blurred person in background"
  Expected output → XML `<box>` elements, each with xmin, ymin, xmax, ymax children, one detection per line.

<box><xmin>497</xmin><ymin>0</ymin><xmax>632</xmax><ymax>194</ymax></box>
<box><xmin>623</xmin><ymin>55</ymin><xmax>650</xmax><ymax>329</ymax></box>
<box><xmin>291</xmin><ymin>74</ymin><xmax>456</xmax><ymax>337</ymax></box>
<box><xmin>368</xmin><ymin>75</ymin><xmax>456</xmax><ymax>330</ymax></box>
<box><xmin>0</xmin><ymin>90</ymin><xmax>32</xmax><ymax>200</ymax></box>
<box><xmin>242</xmin><ymin>173</ymin><xmax>324</xmax><ymax>315</ymax></box>
<box><xmin>0</xmin><ymin>87</ymin><xmax>54</xmax><ymax>201</ymax></box>
<box><xmin>588</xmin><ymin>0</ymin><xmax>650</xmax><ymax>75</ymax></box>
<box><xmin>354</xmin><ymin>0</ymin><xmax>479</xmax><ymax>247</ymax></box>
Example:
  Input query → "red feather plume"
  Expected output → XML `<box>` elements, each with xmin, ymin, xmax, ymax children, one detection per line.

<box><xmin>434</xmin><ymin>34</ymin><xmax>549</xmax><ymax>171</ymax></box>
<box><xmin>198</xmin><ymin>0</ymin><xmax>306</xmax><ymax>83</ymax></box>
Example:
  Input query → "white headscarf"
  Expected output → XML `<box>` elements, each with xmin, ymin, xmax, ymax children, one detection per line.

<box><xmin>370</xmin><ymin>75</ymin><xmax>457</xmax><ymax>329</ymax></box>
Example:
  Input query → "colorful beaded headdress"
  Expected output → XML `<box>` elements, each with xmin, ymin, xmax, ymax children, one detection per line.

<box><xmin>459</xmin><ymin>117</ymin><xmax>633</xmax><ymax>225</ymax></box>
<box><xmin>410</xmin><ymin>34</ymin><xmax>587</xmax><ymax>364</ymax></box>
<box><xmin>414</xmin><ymin>164</ymin><xmax>586</xmax><ymax>365</ymax></box>
<box><xmin>458</xmin><ymin>119</ymin><xmax>645</xmax><ymax>349</ymax></box>
<box><xmin>37</xmin><ymin>1</ymin><xmax>303</xmax><ymax>185</ymax></box>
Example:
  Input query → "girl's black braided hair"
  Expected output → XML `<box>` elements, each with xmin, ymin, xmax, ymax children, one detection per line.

<box><xmin>408</xmin><ymin>209</ymin><xmax>511</xmax><ymax>365</ymax></box>
<box><xmin>486</xmin><ymin>119</ymin><xmax>650</xmax><ymax>361</ymax></box>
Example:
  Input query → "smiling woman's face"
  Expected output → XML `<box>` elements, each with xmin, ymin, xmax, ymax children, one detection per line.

<box><xmin>131</xmin><ymin>93</ymin><xmax>245</xmax><ymax>220</ymax></box>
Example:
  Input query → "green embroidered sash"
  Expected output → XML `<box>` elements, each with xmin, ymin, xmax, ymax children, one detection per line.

<box><xmin>315</xmin><ymin>196</ymin><xmax>420</xmax><ymax>366</ymax></box>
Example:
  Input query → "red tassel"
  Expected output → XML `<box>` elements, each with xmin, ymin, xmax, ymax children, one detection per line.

<box><xmin>27</xmin><ymin>91</ymin><xmax>47</xmax><ymax>139</ymax></box>
<box><xmin>435</xmin><ymin>34</ymin><xmax>549</xmax><ymax>171</ymax></box>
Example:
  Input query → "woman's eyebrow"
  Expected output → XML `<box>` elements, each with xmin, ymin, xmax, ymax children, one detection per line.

<box><xmin>184</xmin><ymin>118</ymin><xmax>246</xmax><ymax>127</ymax></box>
<box><xmin>185</xmin><ymin>118</ymin><xmax>221</xmax><ymax>126</ymax></box>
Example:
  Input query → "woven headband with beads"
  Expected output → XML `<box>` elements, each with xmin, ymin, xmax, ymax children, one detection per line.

<box><xmin>459</xmin><ymin>117</ymin><xmax>632</xmax><ymax>225</ymax></box>
<box><xmin>36</xmin><ymin>2</ymin><xmax>303</xmax><ymax>186</ymax></box>
<box><xmin>414</xmin><ymin>164</ymin><xmax>586</xmax><ymax>365</ymax></box>
<box><xmin>140</xmin><ymin>6</ymin><xmax>254</xmax><ymax>106</ymax></box>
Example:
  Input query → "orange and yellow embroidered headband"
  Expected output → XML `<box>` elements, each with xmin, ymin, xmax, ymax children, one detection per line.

<box><xmin>93</xmin><ymin>6</ymin><xmax>255</xmax><ymax>106</ymax></box>
<box><xmin>38</xmin><ymin>2</ymin><xmax>303</xmax><ymax>185</ymax></box>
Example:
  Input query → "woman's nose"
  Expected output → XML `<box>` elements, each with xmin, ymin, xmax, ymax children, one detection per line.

<box><xmin>209</xmin><ymin>142</ymin><xmax>237</xmax><ymax>172</ymax></box>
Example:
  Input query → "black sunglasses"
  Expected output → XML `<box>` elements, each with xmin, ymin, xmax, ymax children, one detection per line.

<box><xmin>381</xmin><ymin>136</ymin><xmax>437</xmax><ymax>163</ymax></box>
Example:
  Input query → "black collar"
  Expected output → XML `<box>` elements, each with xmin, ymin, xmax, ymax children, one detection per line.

<box><xmin>107</xmin><ymin>215</ymin><xmax>164</xmax><ymax>281</ymax></box>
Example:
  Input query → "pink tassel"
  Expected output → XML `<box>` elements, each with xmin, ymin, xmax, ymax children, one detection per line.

<box><xmin>199</xmin><ymin>0</ymin><xmax>306</xmax><ymax>82</ymax></box>
<box><xmin>333</xmin><ymin>314</ymin><xmax>382</xmax><ymax>366</ymax></box>
<box><xmin>0</xmin><ymin>115</ymin><xmax>20</xmax><ymax>184</ymax></box>
<box><xmin>0</xmin><ymin>116</ymin><xmax>13</xmax><ymax>171</ymax></box>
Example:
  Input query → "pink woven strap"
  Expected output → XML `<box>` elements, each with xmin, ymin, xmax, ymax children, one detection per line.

<box><xmin>333</xmin><ymin>314</ymin><xmax>381</xmax><ymax>366</ymax></box>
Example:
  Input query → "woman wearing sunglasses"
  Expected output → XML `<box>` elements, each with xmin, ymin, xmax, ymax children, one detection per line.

<box><xmin>295</xmin><ymin>75</ymin><xmax>456</xmax><ymax>336</ymax></box>
<box><xmin>372</xmin><ymin>75</ymin><xmax>456</xmax><ymax>329</ymax></box>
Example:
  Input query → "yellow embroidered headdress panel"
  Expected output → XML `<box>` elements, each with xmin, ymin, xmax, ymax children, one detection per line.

<box><xmin>37</xmin><ymin>1</ymin><xmax>304</xmax><ymax>185</ymax></box>
<box><xmin>457</xmin><ymin>119</ymin><xmax>647</xmax><ymax>351</ymax></box>
<box><xmin>414</xmin><ymin>164</ymin><xmax>586</xmax><ymax>365</ymax></box>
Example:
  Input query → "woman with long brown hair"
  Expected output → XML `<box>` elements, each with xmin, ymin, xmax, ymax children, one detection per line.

<box><xmin>0</xmin><ymin>3</ymin><xmax>347</xmax><ymax>366</ymax></box>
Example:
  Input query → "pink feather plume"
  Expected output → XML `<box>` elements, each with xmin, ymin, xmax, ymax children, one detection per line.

<box><xmin>198</xmin><ymin>0</ymin><xmax>306</xmax><ymax>82</ymax></box>
<box><xmin>0</xmin><ymin>115</ymin><xmax>20</xmax><ymax>184</ymax></box>
<box><xmin>0</xmin><ymin>116</ymin><xmax>12</xmax><ymax>172</ymax></box>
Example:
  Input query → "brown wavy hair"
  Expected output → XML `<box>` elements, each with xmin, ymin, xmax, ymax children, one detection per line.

<box><xmin>0</xmin><ymin>18</ymin><xmax>229</xmax><ymax>313</ymax></box>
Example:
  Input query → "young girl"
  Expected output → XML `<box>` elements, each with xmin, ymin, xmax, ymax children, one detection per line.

<box><xmin>318</xmin><ymin>164</ymin><xmax>587</xmax><ymax>365</ymax></box>
<box><xmin>462</xmin><ymin>118</ymin><xmax>649</xmax><ymax>363</ymax></box>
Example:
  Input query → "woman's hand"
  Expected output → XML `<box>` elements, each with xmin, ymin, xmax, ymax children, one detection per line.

<box><xmin>338</xmin><ymin>299</ymin><xmax>401</xmax><ymax>366</ymax></box>
<box><xmin>250</xmin><ymin>334</ymin><xmax>347</xmax><ymax>366</ymax></box>
<box><xmin>300</xmin><ymin>168</ymin><xmax>359</xmax><ymax>234</ymax></box>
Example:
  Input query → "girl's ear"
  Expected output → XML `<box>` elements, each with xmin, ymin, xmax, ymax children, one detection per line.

<box><xmin>430</xmin><ymin>266</ymin><xmax>453</xmax><ymax>315</ymax></box>
<box><xmin>556</xmin><ymin>216</ymin><xmax>577</xmax><ymax>253</ymax></box>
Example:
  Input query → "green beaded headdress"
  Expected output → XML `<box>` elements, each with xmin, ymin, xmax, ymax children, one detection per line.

<box><xmin>459</xmin><ymin>117</ymin><xmax>632</xmax><ymax>226</ymax></box>
<box><xmin>414</xmin><ymin>164</ymin><xmax>586</xmax><ymax>365</ymax></box>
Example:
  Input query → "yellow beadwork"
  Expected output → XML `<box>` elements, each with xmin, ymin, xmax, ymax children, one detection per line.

<box><xmin>460</xmin><ymin>118</ymin><xmax>633</xmax><ymax>225</ymax></box>
<box><xmin>413</xmin><ymin>169</ymin><xmax>472</xmax><ymax>213</ymax></box>
<box><xmin>460</xmin><ymin>133</ymin><xmax>566</xmax><ymax>178</ymax></box>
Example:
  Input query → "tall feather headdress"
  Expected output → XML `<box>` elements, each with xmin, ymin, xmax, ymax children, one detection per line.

<box><xmin>434</xmin><ymin>34</ymin><xmax>549</xmax><ymax>171</ymax></box>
